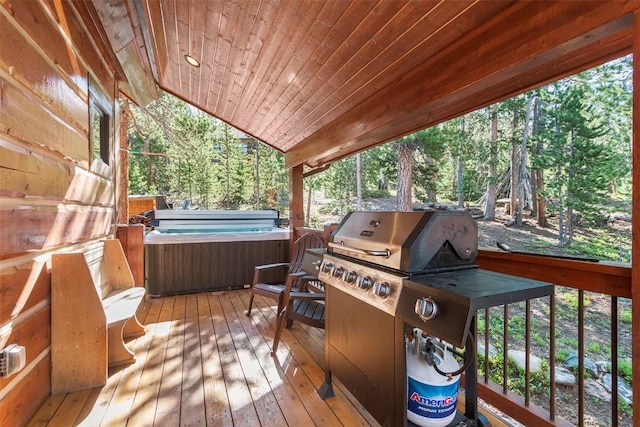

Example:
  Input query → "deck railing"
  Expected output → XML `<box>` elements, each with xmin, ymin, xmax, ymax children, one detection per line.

<box><xmin>294</xmin><ymin>226</ymin><xmax>633</xmax><ymax>425</ymax></box>
<box><xmin>476</xmin><ymin>249</ymin><xmax>632</xmax><ymax>426</ymax></box>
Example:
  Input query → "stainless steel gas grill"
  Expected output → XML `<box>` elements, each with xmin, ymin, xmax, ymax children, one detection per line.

<box><xmin>313</xmin><ymin>210</ymin><xmax>553</xmax><ymax>427</ymax></box>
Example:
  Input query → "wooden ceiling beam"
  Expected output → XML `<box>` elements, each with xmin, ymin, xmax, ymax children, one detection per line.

<box><xmin>140</xmin><ymin>0</ymin><xmax>169</xmax><ymax>83</ymax></box>
<box><xmin>285</xmin><ymin>3</ymin><xmax>637</xmax><ymax>168</ymax></box>
<box><xmin>271</xmin><ymin>1</ymin><xmax>507</xmax><ymax>152</ymax></box>
<box><xmin>313</xmin><ymin>18</ymin><xmax>634</xmax><ymax>169</ymax></box>
<box><xmin>117</xmin><ymin>1</ymin><xmax>640</xmax><ymax>168</ymax></box>
<box><xmin>91</xmin><ymin>1</ymin><xmax>157</xmax><ymax>106</ymax></box>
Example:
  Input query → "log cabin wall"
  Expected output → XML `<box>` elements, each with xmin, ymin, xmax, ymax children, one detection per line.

<box><xmin>0</xmin><ymin>1</ymin><xmax>121</xmax><ymax>425</ymax></box>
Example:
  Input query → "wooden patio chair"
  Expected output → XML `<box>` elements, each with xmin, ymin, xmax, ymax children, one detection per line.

<box><xmin>246</xmin><ymin>232</ymin><xmax>324</xmax><ymax>317</ymax></box>
<box><xmin>271</xmin><ymin>273</ymin><xmax>325</xmax><ymax>354</ymax></box>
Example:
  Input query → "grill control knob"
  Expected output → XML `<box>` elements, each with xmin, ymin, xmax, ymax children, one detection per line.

<box><xmin>321</xmin><ymin>262</ymin><xmax>333</xmax><ymax>273</ymax></box>
<box><xmin>343</xmin><ymin>270</ymin><xmax>357</xmax><ymax>284</ymax></box>
<box><xmin>331</xmin><ymin>265</ymin><xmax>344</xmax><ymax>278</ymax></box>
<box><xmin>373</xmin><ymin>281</ymin><xmax>391</xmax><ymax>298</ymax></box>
<box><xmin>415</xmin><ymin>297</ymin><xmax>438</xmax><ymax>321</ymax></box>
<box><xmin>356</xmin><ymin>276</ymin><xmax>373</xmax><ymax>290</ymax></box>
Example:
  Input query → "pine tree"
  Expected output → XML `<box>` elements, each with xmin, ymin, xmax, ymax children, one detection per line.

<box><xmin>534</xmin><ymin>80</ymin><xmax>610</xmax><ymax>245</ymax></box>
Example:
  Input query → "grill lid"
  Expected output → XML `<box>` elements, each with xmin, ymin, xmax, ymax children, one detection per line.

<box><xmin>328</xmin><ymin>210</ymin><xmax>478</xmax><ymax>274</ymax></box>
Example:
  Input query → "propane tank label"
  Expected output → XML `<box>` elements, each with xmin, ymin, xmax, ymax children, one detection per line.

<box><xmin>407</xmin><ymin>376</ymin><xmax>459</xmax><ymax>419</ymax></box>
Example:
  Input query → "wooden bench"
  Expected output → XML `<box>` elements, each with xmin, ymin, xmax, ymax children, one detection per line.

<box><xmin>51</xmin><ymin>239</ymin><xmax>146</xmax><ymax>394</ymax></box>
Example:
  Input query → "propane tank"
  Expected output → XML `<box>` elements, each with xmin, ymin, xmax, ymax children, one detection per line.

<box><xmin>406</xmin><ymin>329</ymin><xmax>461</xmax><ymax>427</ymax></box>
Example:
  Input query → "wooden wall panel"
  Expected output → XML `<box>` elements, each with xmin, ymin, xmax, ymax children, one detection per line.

<box><xmin>128</xmin><ymin>196</ymin><xmax>156</xmax><ymax>215</ymax></box>
<box><xmin>1</xmin><ymin>0</ymin><xmax>115</xmax><ymax>96</ymax></box>
<box><xmin>0</xmin><ymin>204</ymin><xmax>113</xmax><ymax>259</ymax></box>
<box><xmin>0</xmin><ymin>353</ymin><xmax>51</xmax><ymax>427</ymax></box>
<box><xmin>0</xmin><ymin>137</ymin><xmax>73</xmax><ymax>199</ymax></box>
<box><xmin>0</xmin><ymin>74</ymin><xmax>89</xmax><ymax>165</ymax></box>
<box><xmin>0</xmin><ymin>1</ymin><xmax>120</xmax><ymax>423</ymax></box>
<box><xmin>0</xmin><ymin>137</ymin><xmax>114</xmax><ymax>207</ymax></box>
<box><xmin>0</xmin><ymin>1</ymin><xmax>87</xmax><ymax>91</ymax></box>
<box><xmin>0</xmin><ymin>306</ymin><xmax>50</xmax><ymax>390</ymax></box>
<box><xmin>65</xmin><ymin>169</ymin><xmax>114</xmax><ymax>206</ymax></box>
<box><xmin>40</xmin><ymin>0</ymin><xmax>115</xmax><ymax>95</ymax></box>
<box><xmin>0</xmin><ymin>12</ymin><xmax>88</xmax><ymax>129</ymax></box>
<box><xmin>0</xmin><ymin>260</ymin><xmax>49</xmax><ymax>331</ymax></box>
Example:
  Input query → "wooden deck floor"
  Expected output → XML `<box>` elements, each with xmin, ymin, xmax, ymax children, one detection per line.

<box><xmin>27</xmin><ymin>289</ymin><xmax>380</xmax><ymax>427</ymax></box>
<box><xmin>27</xmin><ymin>289</ymin><xmax>509</xmax><ymax>427</ymax></box>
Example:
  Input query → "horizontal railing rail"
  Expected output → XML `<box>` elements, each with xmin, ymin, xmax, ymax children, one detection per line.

<box><xmin>477</xmin><ymin>249</ymin><xmax>631</xmax><ymax>298</ymax></box>
<box><xmin>476</xmin><ymin>249</ymin><xmax>633</xmax><ymax>427</ymax></box>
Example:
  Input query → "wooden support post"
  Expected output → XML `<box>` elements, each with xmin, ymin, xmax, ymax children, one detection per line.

<box><xmin>631</xmin><ymin>11</ymin><xmax>640</xmax><ymax>421</ymax></box>
<box><xmin>117</xmin><ymin>99</ymin><xmax>130</xmax><ymax>225</ymax></box>
<box><xmin>323</xmin><ymin>223</ymin><xmax>338</xmax><ymax>247</ymax></box>
<box><xmin>289</xmin><ymin>164</ymin><xmax>304</xmax><ymax>249</ymax></box>
<box><xmin>116</xmin><ymin>224</ymin><xmax>145</xmax><ymax>287</ymax></box>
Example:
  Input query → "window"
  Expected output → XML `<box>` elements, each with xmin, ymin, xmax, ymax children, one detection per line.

<box><xmin>88</xmin><ymin>77</ymin><xmax>111</xmax><ymax>165</ymax></box>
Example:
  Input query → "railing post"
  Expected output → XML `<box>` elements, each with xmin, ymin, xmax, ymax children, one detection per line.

<box><xmin>632</xmin><ymin>10</ymin><xmax>640</xmax><ymax>421</ymax></box>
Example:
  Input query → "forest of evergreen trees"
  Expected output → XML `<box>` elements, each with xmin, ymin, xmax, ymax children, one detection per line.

<box><xmin>127</xmin><ymin>56</ymin><xmax>632</xmax><ymax>255</ymax></box>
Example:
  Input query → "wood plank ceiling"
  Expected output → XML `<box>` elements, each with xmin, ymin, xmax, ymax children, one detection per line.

<box><xmin>99</xmin><ymin>1</ymin><xmax>639</xmax><ymax>169</ymax></box>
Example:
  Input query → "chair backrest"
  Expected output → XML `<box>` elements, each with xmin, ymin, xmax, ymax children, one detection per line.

<box><xmin>155</xmin><ymin>195</ymin><xmax>170</xmax><ymax>209</ymax></box>
<box><xmin>288</xmin><ymin>233</ymin><xmax>324</xmax><ymax>275</ymax></box>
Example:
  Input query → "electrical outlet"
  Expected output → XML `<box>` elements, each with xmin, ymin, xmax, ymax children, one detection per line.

<box><xmin>0</xmin><ymin>344</ymin><xmax>26</xmax><ymax>377</ymax></box>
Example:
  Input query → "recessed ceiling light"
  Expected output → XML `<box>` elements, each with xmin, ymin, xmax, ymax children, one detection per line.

<box><xmin>184</xmin><ymin>55</ymin><xmax>200</xmax><ymax>68</ymax></box>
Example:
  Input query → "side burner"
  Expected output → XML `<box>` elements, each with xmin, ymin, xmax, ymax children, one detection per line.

<box><xmin>399</xmin><ymin>269</ymin><xmax>553</xmax><ymax>347</ymax></box>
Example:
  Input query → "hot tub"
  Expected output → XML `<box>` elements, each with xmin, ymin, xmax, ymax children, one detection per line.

<box><xmin>145</xmin><ymin>210</ymin><xmax>290</xmax><ymax>296</ymax></box>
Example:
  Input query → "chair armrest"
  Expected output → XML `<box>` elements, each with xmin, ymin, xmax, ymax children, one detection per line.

<box><xmin>254</xmin><ymin>262</ymin><xmax>289</xmax><ymax>271</ymax></box>
<box><xmin>252</xmin><ymin>262</ymin><xmax>290</xmax><ymax>285</ymax></box>
<box><xmin>289</xmin><ymin>291</ymin><xmax>325</xmax><ymax>301</ymax></box>
<box><xmin>289</xmin><ymin>271</ymin><xmax>307</xmax><ymax>279</ymax></box>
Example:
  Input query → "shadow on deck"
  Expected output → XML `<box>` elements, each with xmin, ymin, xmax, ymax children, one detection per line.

<box><xmin>27</xmin><ymin>289</ymin><xmax>508</xmax><ymax>426</ymax></box>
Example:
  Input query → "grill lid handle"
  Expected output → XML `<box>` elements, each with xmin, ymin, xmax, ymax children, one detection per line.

<box><xmin>328</xmin><ymin>241</ymin><xmax>391</xmax><ymax>258</ymax></box>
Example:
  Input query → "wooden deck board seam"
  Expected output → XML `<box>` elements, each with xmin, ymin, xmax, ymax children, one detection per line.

<box><xmin>26</xmin><ymin>290</ymin><xmax>385</xmax><ymax>427</ymax></box>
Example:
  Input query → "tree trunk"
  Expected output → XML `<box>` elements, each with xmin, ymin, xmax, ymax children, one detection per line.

<box><xmin>529</xmin><ymin>97</ymin><xmax>539</xmax><ymax>219</ymax></box>
<box><xmin>566</xmin><ymin>128</ymin><xmax>575</xmax><ymax>245</ymax></box>
<box><xmin>484</xmin><ymin>105</ymin><xmax>498</xmax><ymax>220</ymax></box>
<box><xmin>396</xmin><ymin>140</ymin><xmax>414</xmax><ymax>211</ymax></box>
<box><xmin>225</xmin><ymin>126</ymin><xmax>230</xmax><ymax>205</ymax></box>
<box><xmin>145</xmin><ymin>137</ymin><xmax>152</xmax><ymax>191</ymax></box>
<box><xmin>356</xmin><ymin>152</ymin><xmax>362</xmax><ymax>211</ymax></box>
<box><xmin>306</xmin><ymin>180</ymin><xmax>312</xmax><ymax>227</ymax></box>
<box><xmin>117</xmin><ymin>99</ymin><xmax>130</xmax><ymax>224</ymax></box>
<box><xmin>255</xmin><ymin>139</ymin><xmax>260</xmax><ymax>210</ymax></box>
<box><xmin>510</xmin><ymin>104</ymin><xmax>519</xmax><ymax>222</ymax></box>
<box><xmin>457</xmin><ymin>157</ymin><xmax>463</xmax><ymax>207</ymax></box>
<box><xmin>519</xmin><ymin>96</ymin><xmax>536</xmax><ymax>218</ymax></box>
<box><xmin>424</xmin><ymin>153</ymin><xmax>437</xmax><ymax>202</ymax></box>
<box><xmin>427</xmin><ymin>157</ymin><xmax>437</xmax><ymax>202</ymax></box>
<box><xmin>457</xmin><ymin>117</ymin><xmax>465</xmax><ymax>208</ymax></box>
<box><xmin>535</xmin><ymin>167</ymin><xmax>546</xmax><ymax>226</ymax></box>
<box><xmin>557</xmin><ymin>162</ymin><xmax>565</xmax><ymax>246</ymax></box>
